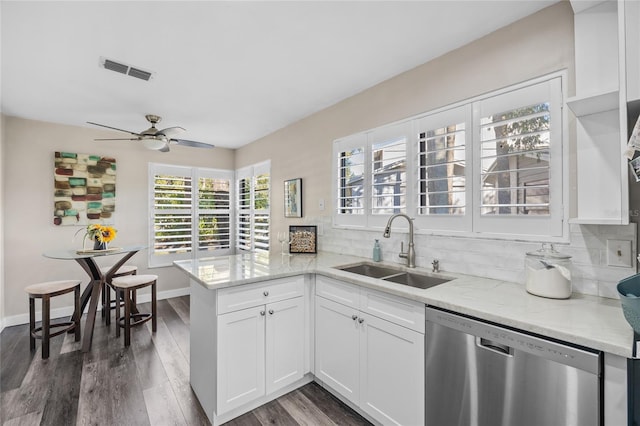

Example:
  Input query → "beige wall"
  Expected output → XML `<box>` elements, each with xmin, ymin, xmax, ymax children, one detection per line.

<box><xmin>236</xmin><ymin>2</ymin><xmax>575</xmax><ymax>241</ymax></box>
<box><xmin>2</xmin><ymin>116</ymin><xmax>234</xmax><ymax>319</ymax></box>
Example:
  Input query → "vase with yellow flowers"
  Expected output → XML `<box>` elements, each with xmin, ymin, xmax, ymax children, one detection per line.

<box><xmin>84</xmin><ymin>224</ymin><xmax>117</xmax><ymax>250</ymax></box>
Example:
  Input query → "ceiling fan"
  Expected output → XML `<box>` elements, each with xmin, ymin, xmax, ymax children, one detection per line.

<box><xmin>87</xmin><ymin>114</ymin><xmax>214</xmax><ymax>152</ymax></box>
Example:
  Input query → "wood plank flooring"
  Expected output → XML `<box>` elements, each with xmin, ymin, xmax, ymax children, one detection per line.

<box><xmin>0</xmin><ymin>296</ymin><xmax>371</xmax><ymax>426</ymax></box>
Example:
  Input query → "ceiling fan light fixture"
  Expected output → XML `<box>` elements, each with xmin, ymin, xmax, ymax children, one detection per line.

<box><xmin>142</xmin><ymin>138</ymin><xmax>167</xmax><ymax>151</ymax></box>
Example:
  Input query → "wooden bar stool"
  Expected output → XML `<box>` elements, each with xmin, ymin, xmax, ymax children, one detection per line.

<box><xmin>25</xmin><ymin>280</ymin><xmax>81</xmax><ymax>359</ymax></box>
<box><xmin>100</xmin><ymin>264</ymin><xmax>137</xmax><ymax>325</ymax></box>
<box><xmin>111</xmin><ymin>274</ymin><xmax>157</xmax><ymax>346</ymax></box>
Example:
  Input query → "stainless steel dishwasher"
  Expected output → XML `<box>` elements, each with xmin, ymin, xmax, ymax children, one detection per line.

<box><xmin>426</xmin><ymin>307</ymin><xmax>602</xmax><ymax>426</ymax></box>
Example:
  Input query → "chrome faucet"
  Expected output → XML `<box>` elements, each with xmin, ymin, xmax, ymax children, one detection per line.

<box><xmin>383</xmin><ymin>213</ymin><xmax>415</xmax><ymax>268</ymax></box>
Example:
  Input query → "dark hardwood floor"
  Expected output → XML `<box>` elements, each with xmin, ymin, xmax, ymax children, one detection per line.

<box><xmin>0</xmin><ymin>296</ymin><xmax>370</xmax><ymax>426</ymax></box>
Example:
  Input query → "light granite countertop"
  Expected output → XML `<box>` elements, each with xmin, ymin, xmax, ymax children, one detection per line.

<box><xmin>174</xmin><ymin>251</ymin><xmax>635</xmax><ymax>358</ymax></box>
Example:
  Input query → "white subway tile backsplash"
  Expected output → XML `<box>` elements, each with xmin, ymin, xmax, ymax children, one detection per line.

<box><xmin>311</xmin><ymin>215</ymin><xmax>637</xmax><ymax>299</ymax></box>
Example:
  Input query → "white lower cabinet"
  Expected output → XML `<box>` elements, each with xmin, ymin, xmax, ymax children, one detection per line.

<box><xmin>315</xmin><ymin>277</ymin><xmax>425</xmax><ymax>426</ymax></box>
<box><xmin>217</xmin><ymin>305</ymin><xmax>266</xmax><ymax>414</ymax></box>
<box><xmin>315</xmin><ymin>296</ymin><xmax>361</xmax><ymax>402</ymax></box>
<box><xmin>216</xmin><ymin>280</ymin><xmax>305</xmax><ymax>416</ymax></box>
<box><xmin>359</xmin><ymin>312</ymin><xmax>424</xmax><ymax>425</ymax></box>
<box><xmin>265</xmin><ymin>297</ymin><xmax>305</xmax><ymax>394</ymax></box>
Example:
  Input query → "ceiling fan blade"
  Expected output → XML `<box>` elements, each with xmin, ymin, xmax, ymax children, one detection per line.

<box><xmin>157</xmin><ymin>126</ymin><xmax>185</xmax><ymax>138</ymax></box>
<box><xmin>172</xmin><ymin>139</ymin><xmax>215</xmax><ymax>149</ymax></box>
<box><xmin>87</xmin><ymin>121</ymin><xmax>142</xmax><ymax>137</ymax></box>
<box><xmin>94</xmin><ymin>138</ymin><xmax>140</xmax><ymax>141</ymax></box>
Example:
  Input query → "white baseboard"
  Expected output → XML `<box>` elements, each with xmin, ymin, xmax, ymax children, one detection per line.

<box><xmin>0</xmin><ymin>286</ymin><xmax>191</xmax><ymax>330</ymax></box>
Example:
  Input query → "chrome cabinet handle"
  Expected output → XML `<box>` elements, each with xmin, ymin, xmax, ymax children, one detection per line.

<box><xmin>260</xmin><ymin>311</ymin><xmax>265</xmax><ymax>316</ymax></box>
<box><xmin>263</xmin><ymin>291</ymin><xmax>269</xmax><ymax>296</ymax></box>
<box><xmin>352</xmin><ymin>315</ymin><xmax>358</xmax><ymax>321</ymax></box>
<box><xmin>358</xmin><ymin>318</ymin><xmax>365</xmax><ymax>324</ymax></box>
<box><xmin>269</xmin><ymin>309</ymin><xmax>274</xmax><ymax>315</ymax></box>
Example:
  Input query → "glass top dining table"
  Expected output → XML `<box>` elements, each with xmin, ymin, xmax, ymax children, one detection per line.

<box><xmin>43</xmin><ymin>245</ymin><xmax>146</xmax><ymax>352</ymax></box>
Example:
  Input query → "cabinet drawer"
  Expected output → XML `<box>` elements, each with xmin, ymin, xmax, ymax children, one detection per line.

<box><xmin>218</xmin><ymin>276</ymin><xmax>304</xmax><ymax>315</ymax></box>
<box><xmin>316</xmin><ymin>276</ymin><xmax>359</xmax><ymax>308</ymax></box>
<box><xmin>360</xmin><ymin>288</ymin><xmax>425</xmax><ymax>333</ymax></box>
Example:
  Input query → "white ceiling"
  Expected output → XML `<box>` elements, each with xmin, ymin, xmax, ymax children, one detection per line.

<box><xmin>1</xmin><ymin>1</ymin><xmax>558</xmax><ymax>149</ymax></box>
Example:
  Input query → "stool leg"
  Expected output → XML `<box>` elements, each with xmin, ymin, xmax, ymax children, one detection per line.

<box><xmin>124</xmin><ymin>289</ymin><xmax>131</xmax><ymax>346</ymax></box>
<box><xmin>101</xmin><ymin>282</ymin><xmax>106</xmax><ymax>319</ymax></box>
<box><xmin>115</xmin><ymin>289</ymin><xmax>121</xmax><ymax>338</ymax></box>
<box><xmin>105</xmin><ymin>284</ymin><xmax>111</xmax><ymax>326</ymax></box>
<box><xmin>42</xmin><ymin>295</ymin><xmax>50</xmax><ymax>359</ymax></box>
<box><xmin>152</xmin><ymin>282</ymin><xmax>157</xmax><ymax>333</ymax></box>
<box><xmin>29</xmin><ymin>296</ymin><xmax>36</xmax><ymax>351</ymax></box>
<box><xmin>74</xmin><ymin>284</ymin><xmax>81</xmax><ymax>342</ymax></box>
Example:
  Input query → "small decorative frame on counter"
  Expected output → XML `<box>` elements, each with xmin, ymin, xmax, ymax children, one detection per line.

<box><xmin>289</xmin><ymin>225</ymin><xmax>317</xmax><ymax>254</ymax></box>
<box><xmin>284</xmin><ymin>178</ymin><xmax>302</xmax><ymax>218</ymax></box>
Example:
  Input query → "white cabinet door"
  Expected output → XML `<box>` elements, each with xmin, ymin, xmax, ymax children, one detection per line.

<box><xmin>217</xmin><ymin>305</ymin><xmax>266</xmax><ymax>415</ymax></box>
<box><xmin>359</xmin><ymin>313</ymin><xmax>425</xmax><ymax>426</ymax></box>
<box><xmin>265</xmin><ymin>297</ymin><xmax>304</xmax><ymax>394</ymax></box>
<box><xmin>315</xmin><ymin>296</ymin><xmax>360</xmax><ymax>403</ymax></box>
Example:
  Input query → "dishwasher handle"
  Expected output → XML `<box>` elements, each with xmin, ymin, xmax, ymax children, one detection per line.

<box><xmin>477</xmin><ymin>337</ymin><xmax>513</xmax><ymax>356</ymax></box>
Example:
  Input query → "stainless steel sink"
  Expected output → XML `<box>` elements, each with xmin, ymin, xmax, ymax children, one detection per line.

<box><xmin>334</xmin><ymin>262</ymin><xmax>451</xmax><ymax>290</ymax></box>
<box><xmin>383</xmin><ymin>272</ymin><xmax>450</xmax><ymax>289</ymax></box>
<box><xmin>338</xmin><ymin>263</ymin><xmax>403</xmax><ymax>278</ymax></box>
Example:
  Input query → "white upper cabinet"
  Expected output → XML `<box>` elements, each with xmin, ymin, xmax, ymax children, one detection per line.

<box><xmin>568</xmin><ymin>0</ymin><xmax>630</xmax><ymax>225</ymax></box>
<box><xmin>622</xmin><ymin>0</ymin><xmax>640</xmax><ymax>103</ymax></box>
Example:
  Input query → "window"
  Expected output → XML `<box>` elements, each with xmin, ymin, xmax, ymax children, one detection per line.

<box><xmin>236</xmin><ymin>161</ymin><xmax>270</xmax><ymax>253</ymax></box>
<box><xmin>333</xmin><ymin>74</ymin><xmax>566</xmax><ymax>240</ymax></box>
<box><xmin>334</xmin><ymin>123</ymin><xmax>411</xmax><ymax>228</ymax></box>
<box><xmin>473</xmin><ymin>77</ymin><xmax>563</xmax><ymax>237</ymax></box>
<box><xmin>415</xmin><ymin>105</ymin><xmax>472</xmax><ymax>232</ymax></box>
<box><xmin>370</xmin><ymin>127</ymin><xmax>407</xmax><ymax>216</ymax></box>
<box><xmin>149</xmin><ymin>164</ymin><xmax>233</xmax><ymax>267</ymax></box>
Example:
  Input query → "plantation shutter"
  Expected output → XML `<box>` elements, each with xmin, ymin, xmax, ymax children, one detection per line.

<box><xmin>414</xmin><ymin>105</ymin><xmax>472</xmax><ymax>232</ymax></box>
<box><xmin>150</xmin><ymin>164</ymin><xmax>232</xmax><ymax>267</ymax></box>
<box><xmin>236</xmin><ymin>161</ymin><xmax>270</xmax><ymax>253</ymax></box>
<box><xmin>152</xmin><ymin>165</ymin><xmax>193</xmax><ymax>261</ymax></box>
<box><xmin>473</xmin><ymin>77</ymin><xmax>563</xmax><ymax>237</ymax></box>
<box><xmin>197</xmin><ymin>169</ymin><xmax>232</xmax><ymax>252</ymax></box>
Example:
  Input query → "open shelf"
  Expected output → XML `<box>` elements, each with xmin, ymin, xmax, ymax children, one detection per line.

<box><xmin>566</xmin><ymin>90</ymin><xmax>619</xmax><ymax>117</ymax></box>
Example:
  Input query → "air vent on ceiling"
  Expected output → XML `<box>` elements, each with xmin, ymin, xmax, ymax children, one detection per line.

<box><xmin>99</xmin><ymin>57</ymin><xmax>154</xmax><ymax>81</ymax></box>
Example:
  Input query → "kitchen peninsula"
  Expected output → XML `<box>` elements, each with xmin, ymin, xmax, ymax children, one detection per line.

<box><xmin>174</xmin><ymin>251</ymin><xmax>633</xmax><ymax>425</ymax></box>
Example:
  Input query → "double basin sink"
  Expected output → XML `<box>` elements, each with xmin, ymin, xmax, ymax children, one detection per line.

<box><xmin>334</xmin><ymin>262</ymin><xmax>452</xmax><ymax>290</ymax></box>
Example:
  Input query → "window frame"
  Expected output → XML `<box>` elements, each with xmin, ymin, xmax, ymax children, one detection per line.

<box><xmin>148</xmin><ymin>163</ymin><xmax>234</xmax><ymax>268</ymax></box>
<box><xmin>332</xmin><ymin>71</ymin><xmax>569</xmax><ymax>242</ymax></box>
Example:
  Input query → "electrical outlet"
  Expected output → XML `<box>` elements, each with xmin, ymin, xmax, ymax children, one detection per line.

<box><xmin>606</xmin><ymin>239</ymin><xmax>633</xmax><ymax>268</ymax></box>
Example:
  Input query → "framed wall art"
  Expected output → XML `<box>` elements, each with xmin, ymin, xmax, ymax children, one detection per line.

<box><xmin>54</xmin><ymin>151</ymin><xmax>116</xmax><ymax>226</ymax></box>
<box><xmin>284</xmin><ymin>178</ymin><xmax>302</xmax><ymax>218</ymax></box>
<box><xmin>289</xmin><ymin>225</ymin><xmax>317</xmax><ymax>254</ymax></box>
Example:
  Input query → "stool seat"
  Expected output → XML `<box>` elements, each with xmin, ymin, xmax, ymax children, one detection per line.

<box><xmin>25</xmin><ymin>280</ymin><xmax>81</xmax><ymax>359</ymax></box>
<box><xmin>112</xmin><ymin>274</ymin><xmax>158</xmax><ymax>289</ymax></box>
<box><xmin>100</xmin><ymin>264</ymin><xmax>138</xmax><ymax>276</ymax></box>
<box><xmin>25</xmin><ymin>280</ymin><xmax>81</xmax><ymax>296</ymax></box>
